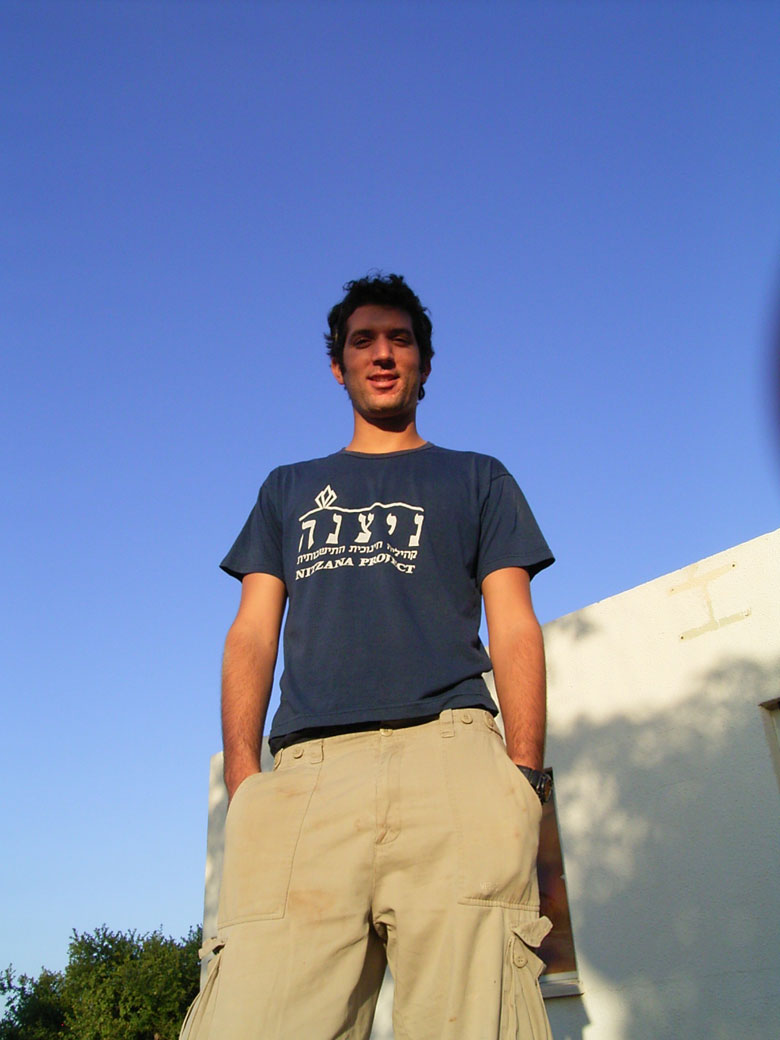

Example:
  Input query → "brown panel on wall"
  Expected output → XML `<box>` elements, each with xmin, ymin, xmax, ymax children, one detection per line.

<box><xmin>537</xmin><ymin>770</ymin><xmax>580</xmax><ymax>987</ymax></box>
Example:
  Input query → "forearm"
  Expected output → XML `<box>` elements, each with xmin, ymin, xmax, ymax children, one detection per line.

<box><xmin>489</xmin><ymin>618</ymin><xmax>547</xmax><ymax>771</ymax></box>
<box><xmin>221</xmin><ymin>620</ymin><xmax>276</xmax><ymax>799</ymax></box>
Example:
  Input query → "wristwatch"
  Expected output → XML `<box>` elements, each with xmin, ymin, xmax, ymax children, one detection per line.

<box><xmin>516</xmin><ymin>765</ymin><xmax>552</xmax><ymax>805</ymax></box>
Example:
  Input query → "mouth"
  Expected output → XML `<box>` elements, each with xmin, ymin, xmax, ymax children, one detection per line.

<box><xmin>368</xmin><ymin>374</ymin><xmax>399</xmax><ymax>391</ymax></box>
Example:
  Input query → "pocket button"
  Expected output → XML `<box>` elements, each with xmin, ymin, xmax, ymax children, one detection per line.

<box><xmin>513</xmin><ymin>945</ymin><xmax>527</xmax><ymax>968</ymax></box>
<box><xmin>292</xmin><ymin>746</ymin><xmax>304</xmax><ymax>759</ymax></box>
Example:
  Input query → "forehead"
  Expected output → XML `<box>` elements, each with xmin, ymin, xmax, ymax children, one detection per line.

<box><xmin>345</xmin><ymin>305</ymin><xmax>415</xmax><ymax>338</ymax></box>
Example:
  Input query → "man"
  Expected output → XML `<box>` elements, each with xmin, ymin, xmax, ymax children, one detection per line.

<box><xmin>181</xmin><ymin>274</ymin><xmax>555</xmax><ymax>1039</ymax></box>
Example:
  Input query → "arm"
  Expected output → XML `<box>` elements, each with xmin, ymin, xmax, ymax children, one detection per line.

<box><xmin>221</xmin><ymin>571</ymin><xmax>287</xmax><ymax>801</ymax></box>
<box><xmin>481</xmin><ymin>566</ymin><xmax>546</xmax><ymax>771</ymax></box>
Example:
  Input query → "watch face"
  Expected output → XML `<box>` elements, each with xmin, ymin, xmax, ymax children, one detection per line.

<box><xmin>518</xmin><ymin>766</ymin><xmax>552</xmax><ymax>803</ymax></box>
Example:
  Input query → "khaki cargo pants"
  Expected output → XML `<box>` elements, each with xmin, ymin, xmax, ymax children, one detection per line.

<box><xmin>180</xmin><ymin>708</ymin><xmax>553</xmax><ymax>1039</ymax></box>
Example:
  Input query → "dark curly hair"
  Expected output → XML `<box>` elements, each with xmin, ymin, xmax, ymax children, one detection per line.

<box><xmin>325</xmin><ymin>273</ymin><xmax>434</xmax><ymax>400</ymax></box>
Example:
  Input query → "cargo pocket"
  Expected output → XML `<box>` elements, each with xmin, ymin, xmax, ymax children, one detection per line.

<box><xmin>178</xmin><ymin>936</ymin><xmax>225</xmax><ymax>1040</ymax></box>
<box><xmin>501</xmin><ymin>918</ymin><xmax>553</xmax><ymax>1040</ymax></box>
<box><xmin>443</xmin><ymin>717</ymin><xmax>543</xmax><ymax>908</ymax></box>
<box><xmin>218</xmin><ymin>758</ymin><xmax>322</xmax><ymax>926</ymax></box>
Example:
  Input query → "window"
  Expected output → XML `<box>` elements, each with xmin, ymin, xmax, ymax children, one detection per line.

<box><xmin>759</xmin><ymin>698</ymin><xmax>780</xmax><ymax>794</ymax></box>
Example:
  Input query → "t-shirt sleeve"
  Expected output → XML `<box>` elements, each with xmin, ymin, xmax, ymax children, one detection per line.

<box><xmin>476</xmin><ymin>467</ymin><xmax>554</xmax><ymax>584</ymax></box>
<box><xmin>219</xmin><ymin>474</ymin><xmax>285</xmax><ymax>582</ymax></box>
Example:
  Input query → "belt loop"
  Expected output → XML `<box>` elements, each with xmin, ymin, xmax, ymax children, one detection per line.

<box><xmin>307</xmin><ymin>739</ymin><xmax>324</xmax><ymax>764</ymax></box>
<box><xmin>439</xmin><ymin>708</ymin><xmax>454</xmax><ymax>739</ymax></box>
<box><xmin>274</xmin><ymin>748</ymin><xmax>284</xmax><ymax>768</ymax></box>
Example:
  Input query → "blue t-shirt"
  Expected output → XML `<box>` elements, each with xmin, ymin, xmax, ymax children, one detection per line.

<box><xmin>220</xmin><ymin>443</ymin><xmax>553</xmax><ymax>746</ymax></box>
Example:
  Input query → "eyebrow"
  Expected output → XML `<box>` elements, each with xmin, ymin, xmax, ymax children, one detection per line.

<box><xmin>348</xmin><ymin>326</ymin><xmax>413</xmax><ymax>340</ymax></box>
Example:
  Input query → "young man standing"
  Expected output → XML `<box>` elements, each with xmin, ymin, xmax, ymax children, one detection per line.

<box><xmin>182</xmin><ymin>274</ymin><xmax>555</xmax><ymax>1039</ymax></box>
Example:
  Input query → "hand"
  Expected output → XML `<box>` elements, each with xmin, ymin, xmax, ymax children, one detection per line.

<box><xmin>225</xmin><ymin>764</ymin><xmax>261</xmax><ymax>803</ymax></box>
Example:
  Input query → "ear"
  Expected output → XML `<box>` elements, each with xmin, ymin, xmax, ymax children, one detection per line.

<box><xmin>330</xmin><ymin>356</ymin><xmax>345</xmax><ymax>386</ymax></box>
<box><xmin>420</xmin><ymin>358</ymin><xmax>431</xmax><ymax>384</ymax></box>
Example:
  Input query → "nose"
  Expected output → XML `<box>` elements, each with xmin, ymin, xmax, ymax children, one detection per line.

<box><xmin>370</xmin><ymin>334</ymin><xmax>395</xmax><ymax>364</ymax></box>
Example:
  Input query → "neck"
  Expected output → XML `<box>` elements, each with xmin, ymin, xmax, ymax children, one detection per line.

<box><xmin>344</xmin><ymin>412</ymin><xmax>427</xmax><ymax>454</ymax></box>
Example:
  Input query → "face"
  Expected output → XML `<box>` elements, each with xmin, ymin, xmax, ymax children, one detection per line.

<box><xmin>331</xmin><ymin>305</ymin><xmax>430</xmax><ymax>423</ymax></box>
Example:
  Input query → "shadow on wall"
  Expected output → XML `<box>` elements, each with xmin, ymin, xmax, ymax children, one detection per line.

<box><xmin>549</xmin><ymin>655</ymin><xmax>780</xmax><ymax>1040</ymax></box>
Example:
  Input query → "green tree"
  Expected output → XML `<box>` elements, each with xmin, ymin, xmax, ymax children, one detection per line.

<box><xmin>0</xmin><ymin>925</ymin><xmax>200</xmax><ymax>1040</ymax></box>
<box><xmin>0</xmin><ymin>965</ymin><xmax>68</xmax><ymax>1040</ymax></box>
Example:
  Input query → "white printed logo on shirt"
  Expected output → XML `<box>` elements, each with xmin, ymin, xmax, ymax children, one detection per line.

<box><xmin>295</xmin><ymin>485</ymin><xmax>424</xmax><ymax>581</ymax></box>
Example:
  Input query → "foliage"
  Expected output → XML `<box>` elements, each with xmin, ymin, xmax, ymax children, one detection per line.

<box><xmin>1</xmin><ymin>925</ymin><xmax>200</xmax><ymax>1040</ymax></box>
<box><xmin>0</xmin><ymin>966</ymin><xmax>67</xmax><ymax>1040</ymax></box>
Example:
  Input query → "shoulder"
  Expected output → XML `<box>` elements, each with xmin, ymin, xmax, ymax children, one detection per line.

<box><xmin>428</xmin><ymin>444</ymin><xmax>506</xmax><ymax>467</ymax></box>
<box><xmin>259</xmin><ymin>451</ymin><xmax>343</xmax><ymax>488</ymax></box>
<box><xmin>426</xmin><ymin>445</ymin><xmax>512</xmax><ymax>482</ymax></box>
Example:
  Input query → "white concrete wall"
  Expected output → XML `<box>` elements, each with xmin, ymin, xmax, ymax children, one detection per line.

<box><xmin>201</xmin><ymin>529</ymin><xmax>780</xmax><ymax>1039</ymax></box>
<box><xmin>543</xmin><ymin>529</ymin><xmax>780</xmax><ymax>1040</ymax></box>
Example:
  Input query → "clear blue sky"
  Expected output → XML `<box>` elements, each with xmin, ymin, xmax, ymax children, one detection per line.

<box><xmin>3</xmin><ymin>0</ymin><xmax>779</xmax><ymax>980</ymax></box>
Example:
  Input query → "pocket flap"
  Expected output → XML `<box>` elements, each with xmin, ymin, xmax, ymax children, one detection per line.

<box><xmin>511</xmin><ymin>914</ymin><xmax>552</xmax><ymax>949</ymax></box>
<box><xmin>198</xmin><ymin>935</ymin><xmax>225</xmax><ymax>960</ymax></box>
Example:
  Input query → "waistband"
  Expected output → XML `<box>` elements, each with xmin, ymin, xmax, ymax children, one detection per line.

<box><xmin>269</xmin><ymin>705</ymin><xmax>490</xmax><ymax>756</ymax></box>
